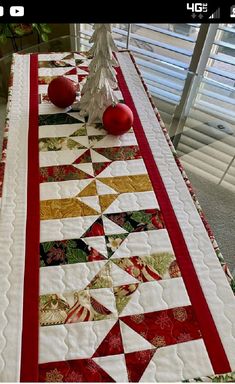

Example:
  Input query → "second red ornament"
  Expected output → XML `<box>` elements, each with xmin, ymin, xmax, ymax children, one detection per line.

<box><xmin>102</xmin><ymin>103</ymin><xmax>134</xmax><ymax>135</ymax></box>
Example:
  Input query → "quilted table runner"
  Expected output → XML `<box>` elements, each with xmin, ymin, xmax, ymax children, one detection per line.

<box><xmin>0</xmin><ymin>51</ymin><xmax>234</xmax><ymax>382</ymax></box>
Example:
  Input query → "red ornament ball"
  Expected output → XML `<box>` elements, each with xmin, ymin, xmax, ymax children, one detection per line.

<box><xmin>48</xmin><ymin>76</ymin><xmax>77</xmax><ymax>108</ymax></box>
<box><xmin>103</xmin><ymin>103</ymin><xmax>134</xmax><ymax>135</ymax></box>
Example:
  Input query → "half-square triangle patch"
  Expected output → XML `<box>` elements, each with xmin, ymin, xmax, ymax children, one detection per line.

<box><xmin>125</xmin><ymin>349</ymin><xmax>156</xmax><ymax>382</ymax></box>
<box><xmin>93</xmin><ymin>321</ymin><xmax>124</xmax><ymax>357</ymax></box>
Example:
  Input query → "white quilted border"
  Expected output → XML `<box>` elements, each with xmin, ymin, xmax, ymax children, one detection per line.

<box><xmin>117</xmin><ymin>51</ymin><xmax>235</xmax><ymax>370</ymax></box>
<box><xmin>0</xmin><ymin>58</ymin><xmax>14</xmax><ymax>210</ymax></box>
<box><xmin>0</xmin><ymin>54</ymin><xmax>30</xmax><ymax>381</ymax></box>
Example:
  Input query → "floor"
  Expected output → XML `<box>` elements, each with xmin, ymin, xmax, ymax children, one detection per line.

<box><xmin>184</xmin><ymin>168</ymin><xmax>235</xmax><ymax>274</ymax></box>
<box><xmin>177</xmin><ymin>109</ymin><xmax>235</xmax><ymax>194</ymax></box>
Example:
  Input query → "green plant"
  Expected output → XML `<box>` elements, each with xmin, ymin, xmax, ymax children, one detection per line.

<box><xmin>0</xmin><ymin>23</ymin><xmax>51</xmax><ymax>50</ymax></box>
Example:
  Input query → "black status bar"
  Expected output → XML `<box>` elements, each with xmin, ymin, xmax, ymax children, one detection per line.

<box><xmin>0</xmin><ymin>2</ymin><xmax>235</xmax><ymax>22</ymax></box>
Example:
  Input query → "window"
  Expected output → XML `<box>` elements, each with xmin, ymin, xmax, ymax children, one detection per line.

<box><xmin>195</xmin><ymin>24</ymin><xmax>235</xmax><ymax>121</ymax></box>
<box><xmin>78</xmin><ymin>23</ymin><xmax>200</xmax><ymax>105</ymax></box>
<box><xmin>75</xmin><ymin>23</ymin><xmax>235</xmax><ymax>126</ymax></box>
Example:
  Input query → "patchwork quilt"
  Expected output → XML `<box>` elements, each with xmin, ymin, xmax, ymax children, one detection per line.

<box><xmin>0</xmin><ymin>51</ymin><xmax>234</xmax><ymax>382</ymax></box>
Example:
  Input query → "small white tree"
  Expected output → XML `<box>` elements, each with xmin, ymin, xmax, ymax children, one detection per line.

<box><xmin>79</xmin><ymin>24</ymin><xmax>119</xmax><ymax>124</ymax></box>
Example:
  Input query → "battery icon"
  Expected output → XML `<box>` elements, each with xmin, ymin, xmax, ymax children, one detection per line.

<box><xmin>231</xmin><ymin>5</ymin><xmax>235</xmax><ymax>17</ymax></box>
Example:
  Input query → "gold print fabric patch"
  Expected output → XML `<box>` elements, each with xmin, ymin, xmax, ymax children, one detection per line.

<box><xmin>40</xmin><ymin>198</ymin><xmax>99</xmax><ymax>220</ymax></box>
<box><xmin>97</xmin><ymin>175</ymin><xmax>153</xmax><ymax>194</ymax></box>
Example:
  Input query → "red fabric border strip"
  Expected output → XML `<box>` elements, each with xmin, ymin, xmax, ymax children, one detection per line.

<box><xmin>20</xmin><ymin>54</ymin><xmax>39</xmax><ymax>382</ymax></box>
<box><xmin>116</xmin><ymin>60</ymin><xmax>231</xmax><ymax>374</ymax></box>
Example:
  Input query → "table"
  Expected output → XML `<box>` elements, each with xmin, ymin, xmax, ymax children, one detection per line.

<box><xmin>0</xmin><ymin>50</ymin><xmax>234</xmax><ymax>382</ymax></box>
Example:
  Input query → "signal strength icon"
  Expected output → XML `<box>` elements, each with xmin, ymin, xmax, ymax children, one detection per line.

<box><xmin>209</xmin><ymin>7</ymin><xmax>220</xmax><ymax>19</ymax></box>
